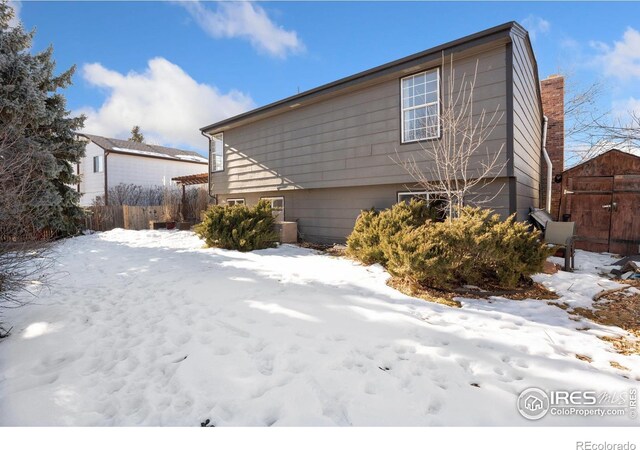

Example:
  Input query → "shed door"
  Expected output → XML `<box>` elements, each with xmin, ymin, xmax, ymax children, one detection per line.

<box><xmin>566</xmin><ymin>176</ymin><xmax>613</xmax><ymax>253</ymax></box>
<box><xmin>609</xmin><ymin>175</ymin><xmax>640</xmax><ymax>255</ymax></box>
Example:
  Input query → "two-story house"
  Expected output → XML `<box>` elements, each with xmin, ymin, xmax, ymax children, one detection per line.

<box><xmin>76</xmin><ymin>133</ymin><xmax>208</xmax><ymax>206</ymax></box>
<box><xmin>201</xmin><ymin>22</ymin><xmax>562</xmax><ymax>244</ymax></box>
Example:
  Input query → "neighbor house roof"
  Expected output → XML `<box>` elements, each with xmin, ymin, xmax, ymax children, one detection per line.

<box><xmin>78</xmin><ymin>133</ymin><xmax>208</xmax><ymax>164</ymax></box>
<box><xmin>201</xmin><ymin>21</ymin><xmax>528</xmax><ymax>134</ymax></box>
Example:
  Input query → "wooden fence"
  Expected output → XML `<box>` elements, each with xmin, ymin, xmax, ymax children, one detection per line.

<box><xmin>122</xmin><ymin>205</ymin><xmax>164</xmax><ymax>230</ymax></box>
<box><xmin>86</xmin><ymin>205</ymin><xmax>166</xmax><ymax>231</ymax></box>
<box><xmin>85</xmin><ymin>206</ymin><xmax>124</xmax><ymax>231</ymax></box>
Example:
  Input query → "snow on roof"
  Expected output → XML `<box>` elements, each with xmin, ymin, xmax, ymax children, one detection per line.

<box><xmin>79</xmin><ymin>133</ymin><xmax>208</xmax><ymax>164</ymax></box>
<box><xmin>111</xmin><ymin>147</ymin><xmax>207</xmax><ymax>163</ymax></box>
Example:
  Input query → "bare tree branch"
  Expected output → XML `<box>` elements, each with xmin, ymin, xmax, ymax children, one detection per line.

<box><xmin>393</xmin><ymin>55</ymin><xmax>506</xmax><ymax>219</ymax></box>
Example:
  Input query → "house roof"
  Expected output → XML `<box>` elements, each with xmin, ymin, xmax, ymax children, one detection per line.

<box><xmin>78</xmin><ymin>133</ymin><xmax>208</xmax><ymax>164</ymax></box>
<box><xmin>201</xmin><ymin>21</ymin><xmax>526</xmax><ymax>134</ymax></box>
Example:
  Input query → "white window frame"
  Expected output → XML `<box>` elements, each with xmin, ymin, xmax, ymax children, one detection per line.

<box><xmin>210</xmin><ymin>132</ymin><xmax>224</xmax><ymax>173</ymax></box>
<box><xmin>226</xmin><ymin>198</ymin><xmax>245</xmax><ymax>206</ymax></box>
<box><xmin>400</xmin><ymin>68</ymin><xmax>440</xmax><ymax>143</ymax></box>
<box><xmin>397</xmin><ymin>191</ymin><xmax>429</xmax><ymax>203</ymax></box>
<box><xmin>93</xmin><ymin>155</ymin><xmax>104</xmax><ymax>173</ymax></box>
<box><xmin>261</xmin><ymin>196</ymin><xmax>285</xmax><ymax>222</ymax></box>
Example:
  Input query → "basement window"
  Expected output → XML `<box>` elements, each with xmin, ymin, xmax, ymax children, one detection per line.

<box><xmin>93</xmin><ymin>155</ymin><xmax>104</xmax><ymax>173</ymax></box>
<box><xmin>401</xmin><ymin>68</ymin><xmax>440</xmax><ymax>143</ymax></box>
<box><xmin>397</xmin><ymin>191</ymin><xmax>448</xmax><ymax>221</ymax></box>
<box><xmin>261</xmin><ymin>196</ymin><xmax>285</xmax><ymax>222</ymax></box>
<box><xmin>210</xmin><ymin>133</ymin><xmax>224</xmax><ymax>172</ymax></box>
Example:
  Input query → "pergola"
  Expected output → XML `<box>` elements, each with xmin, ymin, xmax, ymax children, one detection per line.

<box><xmin>171</xmin><ymin>173</ymin><xmax>208</xmax><ymax>220</ymax></box>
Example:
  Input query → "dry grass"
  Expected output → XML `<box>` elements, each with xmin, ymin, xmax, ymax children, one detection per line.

<box><xmin>548</xmin><ymin>301</ymin><xmax>570</xmax><ymax>310</ymax></box>
<box><xmin>569</xmin><ymin>284</ymin><xmax>640</xmax><ymax>355</ymax></box>
<box><xmin>598</xmin><ymin>335</ymin><xmax>640</xmax><ymax>356</ymax></box>
<box><xmin>387</xmin><ymin>277</ymin><xmax>462</xmax><ymax>308</ymax></box>
<box><xmin>297</xmin><ymin>242</ymin><xmax>346</xmax><ymax>257</ymax></box>
<box><xmin>385</xmin><ymin>277</ymin><xmax>558</xmax><ymax>309</ymax></box>
<box><xmin>610</xmin><ymin>361</ymin><xmax>630</xmax><ymax>371</ymax></box>
<box><xmin>575</xmin><ymin>354</ymin><xmax>593</xmax><ymax>363</ymax></box>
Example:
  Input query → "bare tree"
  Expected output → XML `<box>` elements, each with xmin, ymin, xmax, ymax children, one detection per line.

<box><xmin>560</xmin><ymin>71</ymin><xmax>639</xmax><ymax>166</ymax></box>
<box><xmin>396</xmin><ymin>57</ymin><xmax>506</xmax><ymax>219</ymax></box>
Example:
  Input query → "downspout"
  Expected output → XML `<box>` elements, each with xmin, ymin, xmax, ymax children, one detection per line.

<box><xmin>541</xmin><ymin>115</ymin><xmax>552</xmax><ymax>214</ymax></box>
<box><xmin>104</xmin><ymin>150</ymin><xmax>109</xmax><ymax>206</ymax></box>
<box><xmin>201</xmin><ymin>130</ymin><xmax>216</xmax><ymax>203</ymax></box>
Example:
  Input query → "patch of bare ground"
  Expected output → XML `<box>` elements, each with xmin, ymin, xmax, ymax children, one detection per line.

<box><xmin>576</xmin><ymin>354</ymin><xmax>593</xmax><ymax>363</ymax></box>
<box><xmin>386</xmin><ymin>277</ymin><xmax>558</xmax><ymax>308</ymax></box>
<box><xmin>387</xmin><ymin>277</ymin><xmax>462</xmax><ymax>308</ymax></box>
<box><xmin>609</xmin><ymin>361</ymin><xmax>630</xmax><ymax>371</ymax></box>
<box><xmin>570</xmin><ymin>281</ymin><xmax>640</xmax><ymax>355</ymax></box>
<box><xmin>296</xmin><ymin>242</ymin><xmax>346</xmax><ymax>257</ymax></box>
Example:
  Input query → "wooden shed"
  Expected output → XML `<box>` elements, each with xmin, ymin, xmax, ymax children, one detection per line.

<box><xmin>558</xmin><ymin>149</ymin><xmax>640</xmax><ymax>255</ymax></box>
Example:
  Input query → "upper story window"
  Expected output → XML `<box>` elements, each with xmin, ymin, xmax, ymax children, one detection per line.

<box><xmin>93</xmin><ymin>155</ymin><xmax>104</xmax><ymax>173</ymax></box>
<box><xmin>401</xmin><ymin>68</ymin><xmax>440</xmax><ymax>143</ymax></box>
<box><xmin>210</xmin><ymin>133</ymin><xmax>224</xmax><ymax>172</ymax></box>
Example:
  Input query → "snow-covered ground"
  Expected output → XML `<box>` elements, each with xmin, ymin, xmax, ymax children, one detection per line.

<box><xmin>0</xmin><ymin>229</ymin><xmax>638</xmax><ymax>426</ymax></box>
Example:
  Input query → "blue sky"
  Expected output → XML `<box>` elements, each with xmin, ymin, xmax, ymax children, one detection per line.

<box><xmin>13</xmin><ymin>1</ymin><xmax>640</xmax><ymax>154</ymax></box>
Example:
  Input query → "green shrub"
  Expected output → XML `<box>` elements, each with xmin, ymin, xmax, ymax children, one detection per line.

<box><xmin>346</xmin><ymin>199</ymin><xmax>436</xmax><ymax>265</ymax></box>
<box><xmin>194</xmin><ymin>200</ymin><xmax>279</xmax><ymax>252</ymax></box>
<box><xmin>348</xmin><ymin>205</ymin><xmax>552</xmax><ymax>289</ymax></box>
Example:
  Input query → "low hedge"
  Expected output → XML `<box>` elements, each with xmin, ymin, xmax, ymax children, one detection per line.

<box><xmin>347</xmin><ymin>203</ymin><xmax>551</xmax><ymax>289</ymax></box>
<box><xmin>194</xmin><ymin>200</ymin><xmax>278</xmax><ymax>252</ymax></box>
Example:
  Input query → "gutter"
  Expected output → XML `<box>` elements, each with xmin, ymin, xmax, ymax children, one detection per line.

<box><xmin>541</xmin><ymin>115</ymin><xmax>552</xmax><ymax>214</ymax></box>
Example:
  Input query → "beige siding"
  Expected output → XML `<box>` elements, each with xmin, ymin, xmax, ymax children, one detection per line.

<box><xmin>218</xmin><ymin>179</ymin><xmax>512</xmax><ymax>244</ymax></box>
<box><xmin>511</xmin><ymin>31</ymin><xmax>543</xmax><ymax>220</ymax></box>
<box><xmin>211</xmin><ymin>44</ymin><xmax>509</xmax><ymax>195</ymax></box>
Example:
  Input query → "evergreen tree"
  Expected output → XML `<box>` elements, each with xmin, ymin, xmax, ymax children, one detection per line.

<box><xmin>0</xmin><ymin>0</ymin><xmax>86</xmax><ymax>237</ymax></box>
<box><xmin>129</xmin><ymin>125</ymin><xmax>144</xmax><ymax>143</ymax></box>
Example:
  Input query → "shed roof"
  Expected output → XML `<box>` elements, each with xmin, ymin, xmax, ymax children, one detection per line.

<box><xmin>563</xmin><ymin>149</ymin><xmax>640</xmax><ymax>177</ymax></box>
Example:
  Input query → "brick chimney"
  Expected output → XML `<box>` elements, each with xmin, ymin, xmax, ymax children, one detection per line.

<box><xmin>540</xmin><ymin>75</ymin><xmax>564</xmax><ymax>220</ymax></box>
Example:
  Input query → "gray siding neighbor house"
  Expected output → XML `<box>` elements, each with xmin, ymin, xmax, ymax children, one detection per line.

<box><xmin>201</xmin><ymin>22</ymin><xmax>545</xmax><ymax>244</ymax></box>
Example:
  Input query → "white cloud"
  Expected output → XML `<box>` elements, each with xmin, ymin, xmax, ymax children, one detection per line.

<box><xmin>521</xmin><ymin>15</ymin><xmax>550</xmax><ymax>40</ymax></box>
<box><xmin>592</xmin><ymin>27</ymin><xmax>640</xmax><ymax>80</ymax></box>
<box><xmin>7</xmin><ymin>1</ymin><xmax>21</xmax><ymax>28</ymax></box>
<box><xmin>612</xmin><ymin>96</ymin><xmax>640</xmax><ymax>119</ymax></box>
<box><xmin>77</xmin><ymin>58</ymin><xmax>255</xmax><ymax>151</ymax></box>
<box><xmin>178</xmin><ymin>1</ymin><xmax>304</xmax><ymax>59</ymax></box>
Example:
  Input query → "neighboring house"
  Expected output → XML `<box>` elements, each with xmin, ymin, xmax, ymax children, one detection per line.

<box><xmin>201</xmin><ymin>22</ymin><xmax>562</xmax><ymax>244</ymax></box>
<box><xmin>75</xmin><ymin>134</ymin><xmax>208</xmax><ymax>206</ymax></box>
